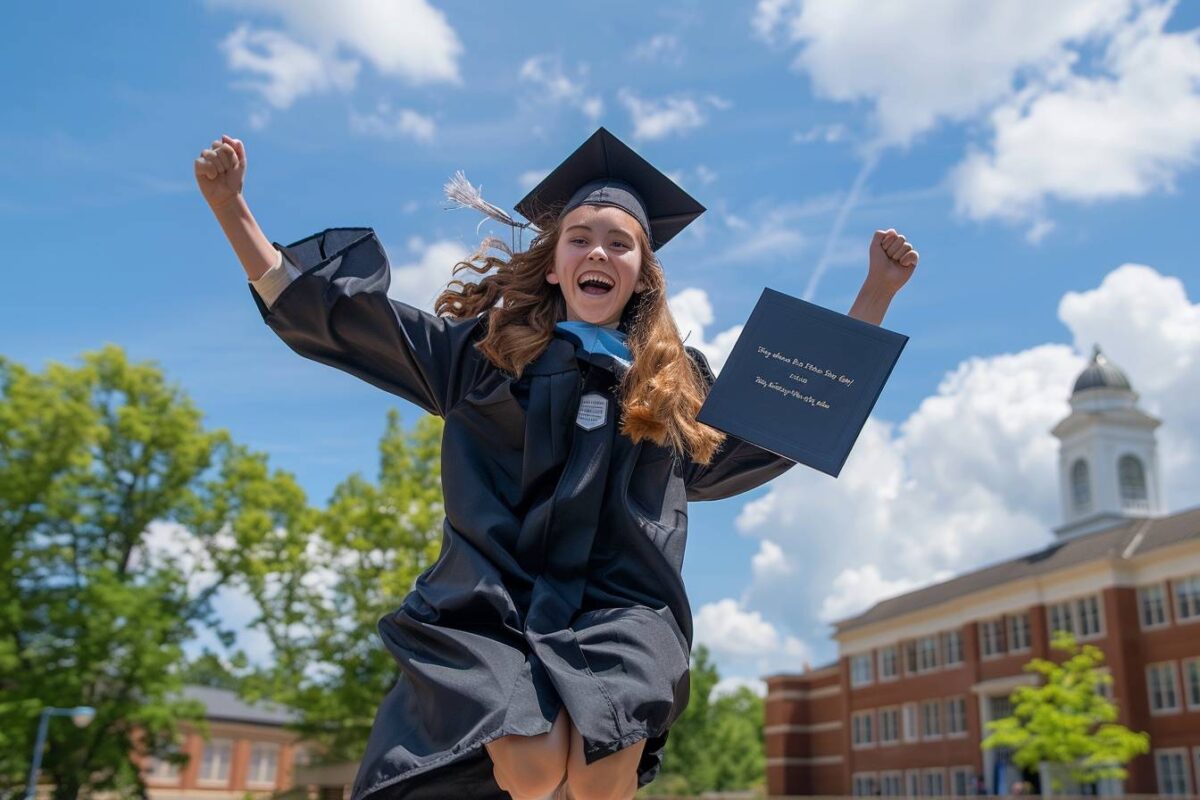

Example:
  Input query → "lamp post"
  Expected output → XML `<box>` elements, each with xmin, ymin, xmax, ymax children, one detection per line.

<box><xmin>24</xmin><ymin>706</ymin><xmax>96</xmax><ymax>800</ymax></box>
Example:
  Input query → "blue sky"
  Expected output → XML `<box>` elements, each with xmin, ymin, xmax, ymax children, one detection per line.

<box><xmin>4</xmin><ymin>0</ymin><xmax>1200</xmax><ymax>694</ymax></box>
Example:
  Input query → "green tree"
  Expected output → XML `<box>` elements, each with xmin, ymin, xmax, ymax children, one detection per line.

<box><xmin>234</xmin><ymin>409</ymin><xmax>446</xmax><ymax>763</ymax></box>
<box><xmin>0</xmin><ymin>346</ymin><xmax>307</xmax><ymax>799</ymax></box>
<box><xmin>982</xmin><ymin>630</ymin><xmax>1150</xmax><ymax>793</ymax></box>
<box><xmin>643</xmin><ymin>644</ymin><xmax>765</xmax><ymax>796</ymax></box>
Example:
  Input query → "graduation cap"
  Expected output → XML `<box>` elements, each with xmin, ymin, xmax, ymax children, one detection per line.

<box><xmin>445</xmin><ymin>127</ymin><xmax>705</xmax><ymax>252</ymax></box>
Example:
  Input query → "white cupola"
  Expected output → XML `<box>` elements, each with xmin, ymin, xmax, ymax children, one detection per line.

<box><xmin>1050</xmin><ymin>345</ymin><xmax>1164</xmax><ymax>539</ymax></box>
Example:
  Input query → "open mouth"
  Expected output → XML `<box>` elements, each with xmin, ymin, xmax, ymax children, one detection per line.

<box><xmin>577</xmin><ymin>271</ymin><xmax>615</xmax><ymax>296</ymax></box>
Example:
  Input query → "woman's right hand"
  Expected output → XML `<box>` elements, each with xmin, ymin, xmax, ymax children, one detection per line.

<box><xmin>194</xmin><ymin>134</ymin><xmax>246</xmax><ymax>211</ymax></box>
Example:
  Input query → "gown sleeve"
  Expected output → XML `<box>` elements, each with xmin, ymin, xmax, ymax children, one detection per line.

<box><xmin>248</xmin><ymin>227</ymin><xmax>488</xmax><ymax>418</ymax></box>
<box><xmin>683</xmin><ymin>346</ymin><xmax>797</xmax><ymax>502</ymax></box>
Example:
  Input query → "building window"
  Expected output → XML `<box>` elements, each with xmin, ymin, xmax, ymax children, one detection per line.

<box><xmin>198</xmin><ymin>738</ymin><xmax>233</xmax><ymax>785</ymax></box>
<box><xmin>951</xmin><ymin>766</ymin><xmax>974</xmax><ymax>797</ymax></box>
<box><xmin>247</xmin><ymin>742</ymin><xmax>279</xmax><ymax>787</ymax></box>
<box><xmin>942</xmin><ymin>629</ymin><xmax>963</xmax><ymax>665</ymax></box>
<box><xmin>1077</xmin><ymin>595</ymin><xmax>1104</xmax><ymax>638</ymax></box>
<box><xmin>1155</xmin><ymin>749</ymin><xmax>1191</xmax><ymax>796</ymax></box>
<box><xmin>1007</xmin><ymin>613</ymin><xmax>1031</xmax><ymax>652</ymax></box>
<box><xmin>1147</xmin><ymin>662</ymin><xmax>1181</xmax><ymax>714</ymax></box>
<box><xmin>853</xmin><ymin>773</ymin><xmax>879</xmax><ymax>796</ymax></box>
<box><xmin>851</xmin><ymin>652</ymin><xmax>874</xmax><ymax>687</ymax></box>
<box><xmin>906</xmin><ymin>770</ymin><xmax>922</xmax><ymax>797</ymax></box>
<box><xmin>1048</xmin><ymin>601</ymin><xmax>1075</xmax><ymax>635</ymax></box>
<box><xmin>879</xmin><ymin>645</ymin><xmax>899</xmax><ymax>681</ymax></box>
<box><xmin>902</xmin><ymin>702</ymin><xmax>918</xmax><ymax>743</ymax></box>
<box><xmin>904</xmin><ymin>640</ymin><xmax>918</xmax><ymax>675</ymax></box>
<box><xmin>1175</xmin><ymin>575</ymin><xmax>1200</xmax><ymax>621</ymax></box>
<box><xmin>917</xmin><ymin>635</ymin><xmax>939</xmax><ymax>671</ymax></box>
<box><xmin>980</xmin><ymin>618</ymin><xmax>1005</xmax><ymax>658</ymax></box>
<box><xmin>880</xmin><ymin>772</ymin><xmax>904</xmax><ymax>797</ymax></box>
<box><xmin>1183</xmin><ymin>659</ymin><xmax>1200</xmax><ymax>710</ymax></box>
<box><xmin>1118</xmin><ymin>454</ymin><xmax>1148</xmax><ymax>506</ymax></box>
<box><xmin>1096</xmin><ymin>668</ymin><xmax>1114</xmax><ymax>701</ymax></box>
<box><xmin>921</xmin><ymin>700</ymin><xmax>942</xmax><ymax>739</ymax></box>
<box><xmin>923</xmin><ymin>769</ymin><xmax>946</xmax><ymax>798</ymax></box>
<box><xmin>1071</xmin><ymin>458</ymin><xmax>1091</xmax><ymax>513</ymax></box>
<box><xmin>1139</xmin><ymin>584</ymin><xmax>1169</xmax><ymax>628</ymax></box>
<box><xmin>946</xmin><ymin>696</ymin><xmax>967</xmax><ymax>736</ymax></box>
<box><xmin>879</xmin><ymin>707</ymin><xmax>900</xmax><ymax>744</ymax></box>
<box><xmin>852</xmin><ymin>710</ymin><xmax>875</xmax><ymax>748</ymax></box>
<box><xmin>143</xmin><ymin>753</ymin><xmax>182</xmax><ymax>783</ymax></box>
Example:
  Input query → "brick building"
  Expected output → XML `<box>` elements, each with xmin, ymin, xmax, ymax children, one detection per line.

<box><xmin>139</xmin><ymin>685</ymin><xmax>308</xmax><ymax>799</ymax></box>
<box><xmin>766</xmin><ymin>347</ymin><xmax>1200</xmax><ymax>796</ymax></box>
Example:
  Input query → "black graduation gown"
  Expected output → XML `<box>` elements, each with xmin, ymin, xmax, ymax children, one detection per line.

<box><xmin>248</xmin><ymin>228</ymin><xmax>796</xmax><ymax>799</ymax></box>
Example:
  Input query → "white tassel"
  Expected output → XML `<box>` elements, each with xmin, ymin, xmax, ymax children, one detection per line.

<box><xmin>444</xmin><ymin>171</ymin><xmax>525</xmax><ymax>228</ymax></box>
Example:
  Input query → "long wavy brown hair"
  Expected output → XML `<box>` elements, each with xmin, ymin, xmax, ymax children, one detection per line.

<box><xmin>434</xmin><ymin>209</ymin><xmax>726</xmax><ymax>465</ymax></box>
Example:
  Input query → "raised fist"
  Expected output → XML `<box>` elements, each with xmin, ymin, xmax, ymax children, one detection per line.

<box><xmin>194</xmin><ymin>134</ymin><xmax>246</xmax><ymax>210</ymax></box>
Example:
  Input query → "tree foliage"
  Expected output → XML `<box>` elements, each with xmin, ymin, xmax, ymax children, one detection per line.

<box><xmin>0</xmin><ymin>346</ymin><xmax>307</xmax><ymax>799</ymax></box>
<box><xmin>981</xmin><ymin>630</ymin><xmax>1150</xmax><ymax>792</ymax></box>
<box><xmin>643</xmin><ymin>644</ymin><xmax>765</xmax><ymax>796</ymax></box>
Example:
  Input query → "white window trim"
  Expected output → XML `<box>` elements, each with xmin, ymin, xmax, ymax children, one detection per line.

<box><xmin>1076</xmin><ymin>594</ymin><xmax>1106</xmax><ymax>641</ymax></box>
<box><xmin>852</xmin><ymin>710</ymin><xmax>877</xmax><ymax>750</ymax></box>
<box><xmin>943</xmin><ymin>629</ymin><xmax>965</xmax><ymax>667</ymax></box>
<box><xmin>923</xmin><ymin>768</ymin><xmax>948</xmax><ymax>797</ymax></box>
<box><xmin>197</xmin><ymin>737</ymin><xmax>234</xmax><ymax>786</ymax></box>
<box><xmin>979</xmin><ymin>618</ymin><xmax>1005</xmax><ymax>660</ymax></box>
<box><xmin>143</xmin><ymin>755</ymin><xmax>182</xmax><ymax>785</ymax></box>
<box><xmin>246</xmin><ymin>741</ymin><xmax>280</xmax><ymax>788</ymax></box>
<box><xmin>878</xmin><ymin>645</ymin><xmax>899</xmax><ymax>682</ymax></box>
<box><xmin>852</xmin><ymin>771</ymin><xmax>879</xmax><ymax>797</ymax></box>
<box><xmin>850</xmin><ymin>652</ymin><xmax>875</xmax><ymax>687</ymax></box>
<box><xmin>945</xmin><ymin>696</ymin><xmax>969</xmax><ymax>738</ymax></box>
<box><xmin>1147</xmin><ymin>661</ymin><xmax>1182</xmax><ymax>716</ymax></box>
<box><xmin>880</xmin><ymin>770</ymin><xmax>904</xmax><ymax>797</ymax></box>
<box><xmin>905</xmin><ymin>769</ymin><xmax>922</xmax><ymax>797</ymax></box>
<box><xmin>901</xmin><ymin>702</ymin><xmax>919</xmax><ymax>743</ymax></box>
<box><xmin>1155</xmin><ymin>747</ymin><xmax>1192</xmax><ymax>796</ymax></box>
<box><xmin>920</xmin><ymin>700</ymin><xmax>943</xmax><ymax>741</ymax></box>
<box><xmin>915</xmin><ymin>634</ymin><xmax>941</xmax><ymax>673</ymax></box>
<box><xmin>1173</xmin><ymin>575</ymin><xmax>1200</xmax><ymax>626</ymax></box>
<box><xmin>950</xmin><ymin>765</ymin><xmax>975</xmax><ymax>797</ymax></box>
<box><xmin>1182</xmin><ymin>657</ymin><xmax>1200</xmax><ymax>712</ymax></box>
<box><xmin>878</xmin><ymin>706</ymin><xmax>901</xmax><ymax>746</ymax></box>
<box><xmin>1138</xmin><ymin>583</ymin><xmax>1171</xmax><ymax>630</ymax></box>
<box><xmin>1007</xmin><ymin>613</ymin><xmax>1032</xmax><ymax>653</ymax></box>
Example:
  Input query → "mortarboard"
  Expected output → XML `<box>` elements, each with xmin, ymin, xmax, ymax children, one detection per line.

<box><xmin>445</xmin><ymin>127</ymin><xmax>705</xmax><ymax>252</ymax></box>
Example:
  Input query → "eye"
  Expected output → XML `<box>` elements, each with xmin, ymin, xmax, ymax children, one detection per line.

<box><xmin>570</xmin><ymin>237</ymin><xmax>588</xmax><ymax>245</ymax></box>
<box><xmin>611</xmin><ymin>241</ymin><xmax>628</xmax><ymax>249</ymax></box>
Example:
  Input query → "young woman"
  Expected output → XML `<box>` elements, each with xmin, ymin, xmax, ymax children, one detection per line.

<box><xmin>195</xmin><ymin>128</ymin><xmax>918</xmax><ymax>800</ymax></box>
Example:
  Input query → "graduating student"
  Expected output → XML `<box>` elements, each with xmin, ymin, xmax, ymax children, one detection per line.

<box><xmin>195</xmin><ymin>128</ymin><xmax>919</xmax><ymax>800</ymax></box>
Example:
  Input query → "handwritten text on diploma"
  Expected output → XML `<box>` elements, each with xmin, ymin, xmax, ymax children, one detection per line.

<box><xmin>752</xmin><ymin>345</ymin><xmax>859</xmax><ymax>409</ymax></box>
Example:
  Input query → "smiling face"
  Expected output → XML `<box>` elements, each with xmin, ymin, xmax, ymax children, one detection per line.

<box><xmin>546</xmin><ymin>204</ymin><xmax>648</xmax><ymax>328</ymax></box>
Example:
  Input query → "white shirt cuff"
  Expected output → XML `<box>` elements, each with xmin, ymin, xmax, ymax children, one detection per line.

<box><xmin>249</xmin><ymin>248</ymin><xmax>301</xmax><ymax>309</ymax></box>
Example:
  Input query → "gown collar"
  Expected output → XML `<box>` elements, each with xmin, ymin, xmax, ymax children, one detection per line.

<box><xmin>553</xmin><ymin>320</ymin><xmax>632</xmax><ymax>375</ymax></box>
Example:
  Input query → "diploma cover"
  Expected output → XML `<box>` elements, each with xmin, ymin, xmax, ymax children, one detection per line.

<box><xmin>697</xmin><ymin>288</ymin><xmax>908</xmax><ymax>478</ymax></box>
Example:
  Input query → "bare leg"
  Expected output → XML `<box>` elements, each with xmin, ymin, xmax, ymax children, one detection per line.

<box><xmin>484</xmin><ymin>706</ymin><xmax>570</xmax><ymax>800</ymax></box>
<box><xmin>564</xmin><ymin>720</ymin><xmax>646</xmax><ymax>800</ymax></box>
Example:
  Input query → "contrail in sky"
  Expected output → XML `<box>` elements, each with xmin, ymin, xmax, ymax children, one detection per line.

<box><xmin>802</xmin><ymin>147</ymin><xmax>882</xmax><ymax>302</ymax></box>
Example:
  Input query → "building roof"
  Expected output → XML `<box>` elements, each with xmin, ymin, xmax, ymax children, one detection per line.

<box><xmin>181</xmin><ymin>685</ymin><xmax>300</xmax><ymax>727</ymax></box>
<box><xmin>834</xmin><ymin>505</ymin><xmax>1200</xmax><ymax>635</ymax></box>
<box><xmin>1072</xmin><ymin>345</ymin><xmax>1132</xmax><ymax>394</ymax></box>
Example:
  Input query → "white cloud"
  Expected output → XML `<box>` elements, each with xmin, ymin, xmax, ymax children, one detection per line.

<box><xmin>518</xmin><ymin>55</ymin><xmax>603</xmax><ymax>122</ymax></box>
<box><xmin>618</xmin><ymin>90</ymin><xmax>726</xmax><ymax>140</ymax></box>
<box><xmin>632</xmin><ymin>34</ymin><xmax>685</xmax><ymax>66</ymax></box>
<box><xmin>220</xmin><ymin>24</ymin><xmax>359</xmax><ymax>109</ymax></box>
<box><xmin>693</xmin><ymin>598</ymin><xmax>814</xmax><ymax>680</ymax></box>
<box><xmin>210</xmin><ymin>0</ymin><xmax>462</xmax><ymax>92</ymax></box>
<box><xmin>734</xmin><ymin>262</ymin><xmax>1200</xmax><ymax>648</ymax></box>
<box><xmin>793</xmin><ymin>123</ymin><xmax>847</xmax><ymax>144</ymax></box>
<box><xmin>710</xmin><ymin>676</ymin><xmax>767</xmax><ymax>702</ymax></box>
<box><xmin>518</xmin><ymin>169</ymin><xmax>549</xmax><ymax>191</ymax></box>
<box><xmin>751</xmin><ymin>539</ymin><xmax>793</xmax><ymax>581</ymax></box>
<box><xmin>951</xmin><ymin>2</ymin><xmax>1200</xmax><ymax>230</ymax></box>
<box><xmin>349</xmin><ymin>103</ymin><xmax>436</xmax><ymax>143</ymax></box>
<box><xmin>753</xmin><ymin>0</ymin><xmax>1133</xmax><ymax>147</ymax></box>
<box><xmin>389</xmin><ymin>239</ymin><xmax>472</xmax><ymax>312</ymax></box>
<box><xmin>668</xmin><ymin>287</ymin><xmax>744</xmax><ymax>373</ymax></box>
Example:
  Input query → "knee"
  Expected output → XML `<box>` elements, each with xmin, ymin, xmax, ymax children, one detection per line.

<box><xmin>485</xmin><ymin>722</ymin><xmax>569</xmax><ymax>800</ymax></box>
<box><xmin>565</xmin><ymin>762</ymin><xmax>638</xmax><ymax>800</ymax></box>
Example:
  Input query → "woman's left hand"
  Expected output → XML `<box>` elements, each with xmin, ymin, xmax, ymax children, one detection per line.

<box><xmin>868</xmin><ymin>228</ymin><xmax>919</xmax><ymax>295</ymax></box>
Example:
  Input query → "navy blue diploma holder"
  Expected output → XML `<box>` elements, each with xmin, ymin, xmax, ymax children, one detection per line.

<box><xmin>697</xmin><ymin>288</ymin><xmax>908</xmax><ymax>478</ymax></box>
